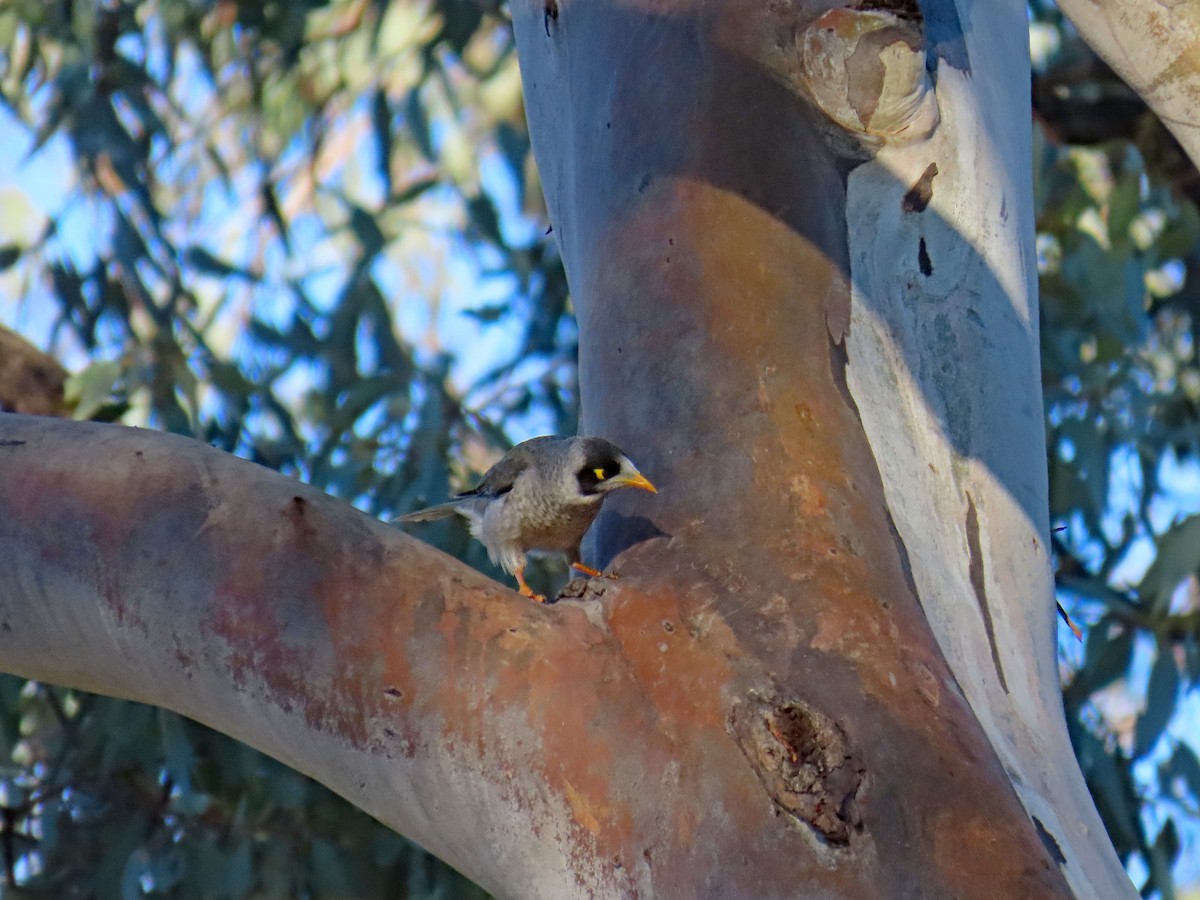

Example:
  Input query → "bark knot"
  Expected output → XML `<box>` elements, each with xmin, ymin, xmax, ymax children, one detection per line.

<box><xmin>730</xmin><ymin>695</ymin><xmax>864</xmax><ymax>846</ymax></box>
<box><xmin>800</xmin><ymin>5</ymin><xmax>939</xmax><ymax>145</ymax></box>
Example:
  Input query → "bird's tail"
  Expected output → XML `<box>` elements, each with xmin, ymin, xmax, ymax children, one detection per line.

<box><xmin>394</xmin><ymin>501</ymin><xmax>464</xmax><ymax>524</ymax></box>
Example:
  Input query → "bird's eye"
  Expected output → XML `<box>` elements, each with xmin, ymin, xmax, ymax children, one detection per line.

<box><xmin>593</xmin><ymin>467</ymin><xmax>607</xmax><ymax>480</ymax></box>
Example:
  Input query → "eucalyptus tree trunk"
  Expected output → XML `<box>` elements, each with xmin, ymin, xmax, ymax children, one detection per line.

<box><xmin>0</xmin><ymin>1</ymin><xmax>1140</xmax><ymax>898</ymax></box>
<box><xmin>515</xmin><ymin>0</ymin><xmax>1132</xmax><ymax>896</ymax></box>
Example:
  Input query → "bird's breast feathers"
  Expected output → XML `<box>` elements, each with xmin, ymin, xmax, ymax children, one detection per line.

<box><xmin>480</xmin><ymin>487</ymin><xmax>601</xmax><ymax>555</ymax></box>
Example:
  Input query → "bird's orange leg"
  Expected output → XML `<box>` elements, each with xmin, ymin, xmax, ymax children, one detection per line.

<box><xmin>514</xmin><ymin>566</ymin><xmax>547</xmax><ymax>603</ymax></box>
<box><xmin>570</xmin><ymin>562</ymin><xmax>620</xmax><ymax>580</ymax></box>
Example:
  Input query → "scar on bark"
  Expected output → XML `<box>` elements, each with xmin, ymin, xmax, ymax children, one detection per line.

<box><xmin>544</xmin><ymin>0</ymin><xmax>558</xmax><ymax>36</ymax></box>
<box><xmin>730</xmin><ymin>695</ymin><xmax>864</xmax><ymax>846</ymax></box>
<box><xmin>966</xmin><ymin>493</ymin><xmax>1009</xmax><ymax>693</ymax></box>
<box><xmin>1033</xmin><ymin>816</ymin><xmax>1067</xmax><ymax>867</ymax></box>
<box><xmin>902</xmin><ymin>162</ymin><xmax>938</xmax><ymax>213</ymax></box>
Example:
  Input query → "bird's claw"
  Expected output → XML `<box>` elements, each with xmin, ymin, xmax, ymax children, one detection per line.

<box><xmin>517</xmin><ymin>583</ymin><xmax>546</xmax><ymax>603</ymax></box>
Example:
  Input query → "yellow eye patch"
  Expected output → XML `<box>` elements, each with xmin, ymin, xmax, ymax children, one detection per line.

<box><xmin>594</xmin><ymin>468</ymin><xmax>607</xmax><ymax>480</ymax></box>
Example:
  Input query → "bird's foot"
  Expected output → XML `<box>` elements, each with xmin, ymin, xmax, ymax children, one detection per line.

<box><xmin>571</xmin><ymin>562</ymin><xmax>617</xmax><ymax>580</ymax></box>
<box><xmin>515</xmin><ymin>568</ymin><xmax>547</xmax><ymax>603</ymax></box>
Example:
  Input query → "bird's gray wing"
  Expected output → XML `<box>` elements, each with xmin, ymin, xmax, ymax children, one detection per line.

<box><xmin>399</xmin><ymin>444</ymin><xmax>538</xmax><ymax>523</ymax></box>
<box><xmin>394</xmin><ymin>500</ymin><xmax>466</xmax><ymax>524</ymax></box>
<box><xmin>456</xmin><ymin>444</ymin><xmax>538</xmax><ymax>499</ymax></box>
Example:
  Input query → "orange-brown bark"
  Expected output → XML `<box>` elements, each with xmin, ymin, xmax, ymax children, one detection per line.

<box><xmin>513</xmin><ymin>0</ymin><xmax>1078</xmax><ymax>895</ymax></box>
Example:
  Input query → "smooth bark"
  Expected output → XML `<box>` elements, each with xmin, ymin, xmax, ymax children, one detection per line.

<box><xmin>1059</xmin><ymin>0</ymin><xmax>1200</xmax><ymax>171</ymax></box>
<box><xmin>514</xmin><ymin>0</ymin><xmax>1131</xmax><ymax>896</ymax></box>
<box><xmin>843</xmin><ymin>5</ymin><xmax>1135</xmax><ymax>898</ymax></box>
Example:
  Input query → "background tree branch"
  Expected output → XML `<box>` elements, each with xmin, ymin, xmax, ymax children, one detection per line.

<box><xmin>1059</xmin><ymin>0</ymin><xmax>1200</xmax><ymax>171</ymax></box>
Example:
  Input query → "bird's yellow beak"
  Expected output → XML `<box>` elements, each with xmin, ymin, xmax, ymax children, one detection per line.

<box><xmin>616</xmin><ymin>472</ymin><xmax>657</xmax><ymax>493</ymax></box>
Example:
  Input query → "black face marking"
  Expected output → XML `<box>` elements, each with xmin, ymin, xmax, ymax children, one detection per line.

<box><xmin>573</xmin><ymin>437</ymin><xmax>631</xmax><ymax>495</ymax></box>
<box><xmin>576</xmin><ymin>457</ymin><xmax>622</xmax><ymax>495</ymax></box>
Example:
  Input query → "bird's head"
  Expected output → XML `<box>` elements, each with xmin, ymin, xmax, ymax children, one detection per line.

<box><xmin>572</xmin><ymin>437</ymin><xmax>657</xmax><ymax>497</ymax></box>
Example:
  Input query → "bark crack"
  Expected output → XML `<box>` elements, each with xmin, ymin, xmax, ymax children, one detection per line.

<box><xmin>965</xmin><ymin>493</ymin><xmax>1009</xmax><ymax>693</ymax></box>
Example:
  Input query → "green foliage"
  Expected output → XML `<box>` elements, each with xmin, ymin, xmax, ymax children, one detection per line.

<box><xmin>0</xmin><ymin>684</ymin><xmax>492</xmax><ymax>897</ymax></box>
<box><xmin>0</xmin><ymin>0</ymin><xmax>573</xmax><ymax>894</ymax></box>
<box><xmin>1035</xmin><ymin>10</ymin><xmax>1200</xmax><ymax>896</ymax></box>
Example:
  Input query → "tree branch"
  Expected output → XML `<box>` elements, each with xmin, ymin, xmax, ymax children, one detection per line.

<box><xmin>1058</xmin><ymin>0</ymin><xmax>1200</xmax><ymax>171</ymax></box>
<box><xmin>0</xmin><ymin>412</ymin><xmax>1079</xmax><ymax>896</ymax></box>
<box><xmin>0</xmin><ymin>327</ymin><xmax>69</xmax><ymax>418</ymax></box>
<box><xmin>0</xmin><ymin>413</ymin><xmax>607</xmax><ymax>895</ymax></box>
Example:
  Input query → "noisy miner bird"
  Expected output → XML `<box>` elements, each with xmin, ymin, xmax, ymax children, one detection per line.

<box><xmin>396</xmin><ymin>436</ymin><xmax>657</xmax><ymax>602</ymax></box>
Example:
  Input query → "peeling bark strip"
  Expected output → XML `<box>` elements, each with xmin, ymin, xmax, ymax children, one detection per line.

<box><xmin>729</xmin><ymin>695</ymin><xmax>864</xmax><ymax>846</ymax></box>
<box><xmin>965</xmin><ymin>494</ymin><xmax>1008</xmax><ymax>693</ymax></box>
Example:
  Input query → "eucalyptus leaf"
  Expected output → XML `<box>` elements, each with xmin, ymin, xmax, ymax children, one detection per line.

<box><xmin>0</xmin><ymin>244</ymin><xmax>21</xmax><ymax>271</ymax></box>
<box><xmin>65</xmin><ymin>359</ymin><xmax>123</xmax><ymax>421</ymax></box>
<box><xmin>1065</xmin><ymin>615</ymin><xmax>1133</xmax><ymax>706</ymax></box>
<box><xmin>158</xmin><ymin>709</ymin><xmax>195</xmax><ymax>796</ymax></box>
<box><xmin>1165</xmin><ymin>742</ymin><xmax>1200</xmax><ymax>803</ymax></box>
<box><xmin>372</xmin><ymin>89</ymin><xmax>395</xmax><ymax>198</ymax></box>
<box><xmin>185</xmin><ymin>246</ymin><xmax>256</xmax><ymax>281</ymax></box>
<box><xmin>405</xmin><ymin>87</ymin><xmax>435</xmax><ymax>162</ymax></box>
<box><xmin>1132</xmin><ymin>646</ymin><xmax>1180</xmax><ymax>758</ymax></box>
<box><xmin>1081</xmin><ymin>733</ymin><xmax>1142</xmax><ymax>860</ymax></box>
<box><xmin>1138</xmin><ymin>516</ymin><xmax>1200</xmax><ymax>614</ymax></box>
